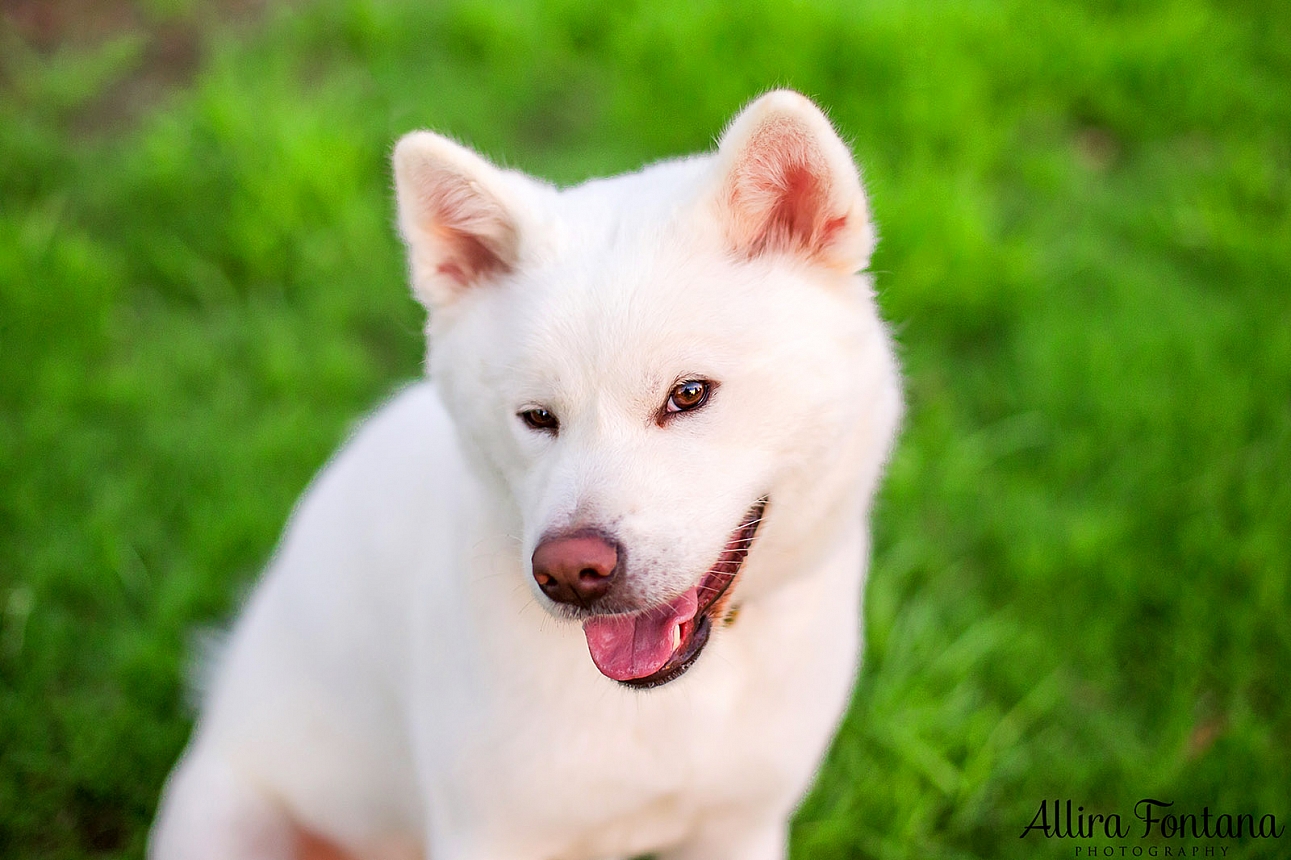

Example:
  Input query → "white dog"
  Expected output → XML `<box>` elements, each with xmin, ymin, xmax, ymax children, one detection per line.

<box><xmin>150</xmin><ymin>90</ymin><xmax>902</xmax><ymax>860</ymax></box>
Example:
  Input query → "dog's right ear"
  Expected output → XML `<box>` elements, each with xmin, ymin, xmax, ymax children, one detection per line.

<box><xmin>393</xmin><ymin>132</ymin><xmax>527</xmax><ymax>307</ymax></box>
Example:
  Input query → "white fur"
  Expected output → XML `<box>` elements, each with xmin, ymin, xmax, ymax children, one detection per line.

<box><xmin>150</xmin><ymin>90</ymin><xmax>902</xmax><ymax>860</ymax></box>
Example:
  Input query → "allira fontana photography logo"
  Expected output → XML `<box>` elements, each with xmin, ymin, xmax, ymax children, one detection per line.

<box><xmin>1021</xmin><ymin>798</ymin><xmax>1285</xmax><ymax>857</ymax></box>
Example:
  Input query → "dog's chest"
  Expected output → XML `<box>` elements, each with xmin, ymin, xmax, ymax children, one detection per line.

<box><xmin>426</xmin><ymin>607</ymin><xmax>849</xmax><ymax>859</ymax></box>
<box><xmin>462</xmin><ymin>685</ymin><xmax>796</xmax><ymax>858</ymax></box>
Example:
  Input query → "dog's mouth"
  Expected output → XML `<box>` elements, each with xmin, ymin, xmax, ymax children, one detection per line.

<box><xmin>581</xmin><ymin>497</ymin><xmax>768</xmax><ymax>689</ymax></box>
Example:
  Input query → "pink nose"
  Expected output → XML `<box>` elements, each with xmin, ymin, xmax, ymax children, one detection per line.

<box><xmin>531</xmin><ymin>533</ymin><xmax>619</xmax><ymax>607</ymax></box>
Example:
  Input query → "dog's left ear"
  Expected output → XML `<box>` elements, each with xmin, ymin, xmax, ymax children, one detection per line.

<box><xmin>707</xmin><ymin>90</ymin><xmax>875</xmax><ymax>274</ymax></box>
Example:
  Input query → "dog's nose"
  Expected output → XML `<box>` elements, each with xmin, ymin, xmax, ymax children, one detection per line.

<box><xmin>531</xmin><ymin>533</ymin><xmax>619</xmax><ymax>607</ymax></box>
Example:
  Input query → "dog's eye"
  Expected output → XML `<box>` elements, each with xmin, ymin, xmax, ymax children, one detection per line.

<box><xmin>519</xmin><ymin>408</ymin><xmax>559</xmax><ymax>433</ymax></box>
<box><xmin>666</xmin><ymin>380</ymin><xmax>712</xmax><ymax>414</ymax></box>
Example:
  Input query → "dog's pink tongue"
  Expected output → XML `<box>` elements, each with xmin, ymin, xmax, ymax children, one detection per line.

<box><xmin>583</xmin><ymin>589</ymin><xmax>699</xmax><ymax>681</ymax></box>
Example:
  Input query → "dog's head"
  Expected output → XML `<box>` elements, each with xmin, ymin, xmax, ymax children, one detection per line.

<box><xmin>393</xmin><ymin>91</ymin><xmax>901</xmax><ymax>687</ymax></box>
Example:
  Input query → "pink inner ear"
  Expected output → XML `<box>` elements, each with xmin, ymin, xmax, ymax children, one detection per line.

<box><xmin>725</xmin><ymin>121</ymin><xmax>849</xmax><ymax>262</ymax></box>
<box><xmin>414</xmin><ymin>169</ymin><xmax>515</xmax><ymax>288</ymax></box>
<box><xmin>433</xmin><ymin>225</ymin><xmax>510</xmax><ymax>286</ymax></box>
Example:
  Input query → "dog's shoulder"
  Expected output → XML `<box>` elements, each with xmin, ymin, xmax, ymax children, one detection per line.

<box><xmin>269</xmin><ymin>381</ymin><xmax>465</xmax><ymax>577</ymax></box>
<box><xmin>317</xmin><ymin>381</ymin><xmax>455</xmax><ymax>495</ymax></box>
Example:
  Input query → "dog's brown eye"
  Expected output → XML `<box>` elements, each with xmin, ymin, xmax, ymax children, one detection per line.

<box><xmin>520</xmin><ymin>408</ymin><xmax>559</xmax><ymax>433</ymax></box>
<box><xmin>666</xmin><ymin>380</ymin><xmax>712</xmax><ymax>414</ymax></box>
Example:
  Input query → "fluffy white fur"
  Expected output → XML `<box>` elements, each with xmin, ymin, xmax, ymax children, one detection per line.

<box><xmin>150</xmin><ymin>90</ymin><xmax>902</xmax><ymax>860</ymax></box>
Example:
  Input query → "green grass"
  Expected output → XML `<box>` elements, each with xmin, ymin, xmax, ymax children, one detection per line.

<box><xmin>2</xmin><ymin>1</ymin><xmax>1289</xmax><ymax>858</ymax></box>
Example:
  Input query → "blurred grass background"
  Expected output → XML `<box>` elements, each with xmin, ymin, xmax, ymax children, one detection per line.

<box><xmin>2</xmin><ymin>0</ymin><xmax>1289</xmax><ymax>858</ymax></box>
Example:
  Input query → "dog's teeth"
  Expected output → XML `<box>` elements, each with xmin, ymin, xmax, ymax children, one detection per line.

<box><xmin>671</xmin><ymin>625</ymin><xmax>682</xmax><ymax>650</ymax></box>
